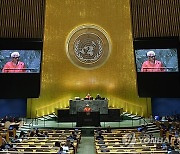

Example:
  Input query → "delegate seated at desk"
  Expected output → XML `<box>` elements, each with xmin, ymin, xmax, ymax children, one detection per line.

<box><xmin>85</xmin><ymin>93</ymin><xmax>92</xmax><ymax>100</ymax></box>
<box><xmin>95</xmin><ymin>94</ymin><xmax>101</xmax><ymax>100</ymax></box>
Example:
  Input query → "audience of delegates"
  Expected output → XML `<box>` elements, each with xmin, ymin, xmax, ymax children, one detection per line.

<box><xmin>0</xmin><ymin>116</ymin><xmax>80</xmax><ymax>153</ymax></box>
<box><xmin>0</xmin><ymin>137</ymin><xmax>17</xmax><ymax>152</ymax></box>
<box><xmin>154</xmin><ymin>114</ymin><xmax>180</xmax><ymax>153</ymax></box>
<box><xmin>0</xmin><ymin>116</ymin><xmax>20</xmax><ymax>123</ymax></box>
<box><xmin>0</xmin><ymin>128</ymin><xmax>80</xmax><ymax>153</ymax></box>
<box><xmin>155</xmin><ymin>114</ymin><xmax>180</xmax><ymax>122</ymax></box>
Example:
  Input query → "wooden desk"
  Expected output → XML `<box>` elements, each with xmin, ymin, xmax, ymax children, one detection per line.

<box><xmin>96</xmin><ymin>150</ymin><xmax>167</xmax><ymax>154</ymax></box>
<box><xmin>70</xmin><ymin>99</ymin><xmax>108</xmax><ymax>114</ymax></box>
<box><xmin>0</xmin><ymin>135</ymin><xmax>2</xmax><ymax>146</ymax></box>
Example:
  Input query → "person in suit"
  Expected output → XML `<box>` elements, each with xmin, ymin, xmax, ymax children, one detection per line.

<box><xmin>95</xmin><ymin>94</ymin><xmax>101</xmax><ymax>100</ymax></box>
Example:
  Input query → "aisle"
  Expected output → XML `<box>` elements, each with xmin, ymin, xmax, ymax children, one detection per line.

<box><xmin>77</xmin><ymin>136</ymin><xmax>95</xmax><ymax>154</ymax></box>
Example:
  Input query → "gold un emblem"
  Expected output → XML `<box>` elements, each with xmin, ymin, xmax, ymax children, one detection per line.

<box><xmin>66</xmin><ymin>25</ymin><xmax>111</xmax><ymax>69</ymax></box>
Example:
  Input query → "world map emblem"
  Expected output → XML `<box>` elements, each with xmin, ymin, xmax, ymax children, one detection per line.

<box><xmin>66</xmin><ymin>25</ymin><xmax>111</xmax><ymax>69</ymax></box>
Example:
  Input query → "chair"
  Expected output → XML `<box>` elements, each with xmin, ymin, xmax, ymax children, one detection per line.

<box><xmin>45</xmin><ymin>140</ymin><xmax>53</xmax><ymax>143</ymax></box>
<box><xmin>130</xmin><ymin>149</ymin><xmax>137</xmax><ymax>154</ymax></box>
<box><xmin>64</xmin><ymin>130</ymin><xmax>70</xmax><ymax>133</ymax></box>
<box><xmin>4</xmin><ymin>121</ymin><xmax>11</xmax><ymax>129</ymax></box>
<box><xmin>41</xmin><ymin>145</ymin><xmax>49</xmax><ymax>147</ymax></box>
<box><xmin>43</xmin><ymin>149</ymin><xmax>50</xmax><ymax>152</ymax></box>
<box><xmin>36</xmin><ymin>149</ymin><xmax>44</xmax><ymax>152</ymax></box>
<box><xmin>147</xmin><ymin>143</ymin><xmax>154</xmax><ymax>146</ymax></box>
<box><xmin>155</xmin><ymin>121</ymin><xmax>161</xmax><ymax>128</ymax></box>
<box><xmin>115</xmin><ymin>134</ymin><xmax>122</xmax><ymax>137</ymax></box>
<box><xmin>18</xmin><ymin>121</ymin><xmax>24</xmax><ymax>128</ymax></box>
<box><xmin>116</xmin><ymin>149</ymin><xmax>124</xmax><ymax>152</ymax></box>
<box><xmin>29</xmin><ymin>144</ymin><xmax>36</xmax><ymax>147</ymax></box>
<box><xmin>113</xmin><ymin>144</ymin><xmax>120</xmax><ymax>147</ymax></box>
<box><xmin>107</xmin><ymin>134</ymin><xmax>114</xmax><ymax>137</ymax></box>
<box><xmin>142</xmin><ymin>147</ymin><xmax>151</xmax><ymax>151</ymax></box>
<box><xmin>24</xmin><ymin>149</ymin><xmax>33</xmax><ymax>152</ymax></box>
<box><xmin>52</xmin><ymin>134</ymin><xmax>60</xmax><ymax>137</ymax></box>
<box><xmin>107</xmin><ymin>138</ymin><xmax>114</xmax><ymax>140</ymax></box>
<box><xmin>164</xmin><ymin>121</ymin><xmax>169</xmax><ymax>128</ymax></box>
<box><xmin>101</xmin><ymin>148</ymin><xmax>110</xmax><ymax>152</ymax></box>
<box><xmin>59</xmin><ymin>137</ymin><xmax>66</xmax><ymax>140</ymax></box>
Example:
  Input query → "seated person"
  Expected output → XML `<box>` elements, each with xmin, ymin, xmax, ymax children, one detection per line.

<box><xmin>100</xmin><ymin>147</ymin><xmax>110</xmax><ymax>152</ymax></box>
<box><xmin>97</xmin><ymin>139</ymin><xmax>105</xmax><ymax>144</ymax></box>
<box><xmin>95</xmin><ymin>94</ymin><xmax>102</xmax><ymax>100</ymax></box>
<box><xmin>19</xmin><ymin>130</ymin><xmax>26</xmax><ymax>138</ymax></box>
<box><xmin>61</xmin><ymin>142</ymin><xmax>69</xmax><ymax>153</ymax></box>
<box><xmin>106</xmin><ymin>125</ymin><xmax>112</xmax><ymax>133</ymax></box>
<box><xmin>96</xmin><ymin>132</ymin><xmax>104</xmax><ymax>140</ymax></box>
<box><xmin>11</xmin><ymin>135</ymin><xmax>21</xmax><ymax>143</ymax></box>
<box><xmin>66</xmin><ymin>139</ymin><xmax>75</xmax><ymax>150</ymax></box>
<box><xmin>57</xmin><ymin>147</ymin><xmax>66</xmax><ymax>154</ymax></box>
<box><xmin>85</xmin><ymin>93</ymin><xmax>91</xmax><ymax>100</ymax></box>
<box><xmin>169</xmin><ymin>146</ymin><xmax>179</xmax><ymax>154</ymax></box>
<box><xmin>96</xmin><ymin>127</ymin><xmax>102</xmax><ymax>134</ymax></box>
<box><xmin>83</xmin><ymin>104</ymin><xmax>92</xmax><ymax>113</ymax></box>
<box><xmin>54</xmin><ymin>141</ymin><xmax>62</xmax><ymax>152</ymax></box>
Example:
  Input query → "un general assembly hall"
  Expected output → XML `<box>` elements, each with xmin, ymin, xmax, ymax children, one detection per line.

<box><xmin>0</xmin><ymin>0</ymin><xmax>180</xmax><ymax>153</ymax></box>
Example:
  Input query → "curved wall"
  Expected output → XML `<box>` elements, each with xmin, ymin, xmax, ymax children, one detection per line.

<box><xmin>27</xmin><ymin>0</ymin><xmax>150</xmax><ymax>118</ymax></box>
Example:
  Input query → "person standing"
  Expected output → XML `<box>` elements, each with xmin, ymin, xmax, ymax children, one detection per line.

<box><xmin>83</xmin><ymin>104</ymin><xmax>92</xmax><ymax>113</ymax></box>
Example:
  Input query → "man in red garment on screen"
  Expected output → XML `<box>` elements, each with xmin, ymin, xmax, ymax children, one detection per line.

<box><xmin>141</xmin><ymin>50</ymin><xmax>165</xmax><ymax>72</ymax></box>
<box><xmin>2</xmin><ymin>52</ymin><xmax>26</xmax><ymax>73</ymax></box>
<box><xmin>83</xmin><ymin>104</ymin><xmax>92</xmax><ymax>113</ymax></box>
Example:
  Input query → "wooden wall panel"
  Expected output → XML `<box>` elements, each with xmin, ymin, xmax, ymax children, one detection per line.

<box><xmin>130</xmin><ymin>0</ymin><xmax>180</xmax><ymax>38</ymax></box>
<box><xmin>0</xmin><ymin>0</ymin><xmax>45</xmax><ymax>38</ymax></box>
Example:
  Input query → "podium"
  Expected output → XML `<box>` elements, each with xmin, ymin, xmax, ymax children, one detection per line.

<box><xmin>76</xmin><ymin>112</ymin><xmax>100</xmax><ymax>127</ymax></box>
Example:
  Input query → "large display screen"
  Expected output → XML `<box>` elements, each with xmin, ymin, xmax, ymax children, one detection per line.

<box><xmin>135</xmin><ymin>48</ymin><xmax>179</xmax><ymax>72</ymax></box>
<box><xmin>0</xmin><ymin>38</ymin><xmax>43</xmax><ymax>98</ymax></box>
<box><xmin>133</xmin><ymin>37</ymin><xmax>180</xmax><ymax>98</ymax></box>
<box><xmin>0</xmin><ymin>50</ymin><xmax>41</xmax><ymax>73</ymax></box>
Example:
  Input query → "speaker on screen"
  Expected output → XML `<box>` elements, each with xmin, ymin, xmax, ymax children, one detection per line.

<box><xmin>0</xmin><ymin>38</ymin><xmax>43</xmax><ymax>98</ymax></box>
<box><xmin>133</xmin><ymin>37</ymin><xmax>180</xmax><ymax>97</ymax></box>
